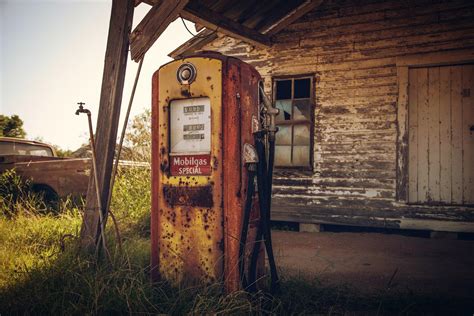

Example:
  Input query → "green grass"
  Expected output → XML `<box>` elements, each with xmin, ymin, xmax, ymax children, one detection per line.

<box><xmin>1</xmin><ymin>168</ymin><xmax>473</xmax><ymax>315</ymax></box>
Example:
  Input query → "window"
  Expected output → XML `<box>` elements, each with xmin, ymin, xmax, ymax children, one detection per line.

<box><xmin>0</xmin><ymin>141</ymin><xmax>54</xmax><ymax>157</ymax></box>
<box><xmin>273</xmin><ymin>76</ymin><xmax>313</xmax><ymax>167</ymax></box>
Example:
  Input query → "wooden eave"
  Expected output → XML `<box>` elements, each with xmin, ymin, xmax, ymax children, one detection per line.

<box><xmin>131</xmin><ymin>0</ymin><xmax>324</xmax><ymax>61</ymax></box>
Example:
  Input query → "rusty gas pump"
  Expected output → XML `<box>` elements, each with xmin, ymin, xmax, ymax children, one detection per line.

<box><xmin>151</xmin><ymin>52</ymin><xmax>279</xmax><ymax>293</ymax></box>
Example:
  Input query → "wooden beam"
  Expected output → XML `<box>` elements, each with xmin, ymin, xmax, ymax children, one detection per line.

<box><xmin>261</xmin><ymin>0</ymin><xmax>323</xmax><ymax>35</ymax></box>
<box><xmin>194</xmin><ymin>23</ymin><xmax>204</xmax><ymax>32</ymax></box>
<box><xmin>80</xmin><ymin>0</ymin><xmax>134</xmax><ymax>249</ymax></box>
<box><xmin>134</xmin><ymin>0</ymin><xmax>157</xmax><ymax>7</ymax></box>
<box><xmin>130</xmin><ymin>0</ymin><xmax>189</xmax><ymax>61</ymax></box>
<box><xmin>168</xmin><ymin>29</ymin><xmax>218</xmax><ymax>59</ymax></box>
<box><xmin>181</xmin><ymin>2</ymin><xmax>271</xmax><ymax>47</ymax></box>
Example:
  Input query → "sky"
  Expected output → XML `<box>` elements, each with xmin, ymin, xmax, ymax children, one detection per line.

<box><xmin>0</xmin><ymin>0</ymin><xmax>192</xmax><ymax>150</ymax></box>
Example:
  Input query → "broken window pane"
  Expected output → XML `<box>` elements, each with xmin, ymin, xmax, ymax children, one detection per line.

<box><xmin>294</xmin><ymin>78</ymin><xmax>311</xmax><ymax>99</ymax></box>
<box><xmin>276</xmin><ymin>125</ymin><xmax>292</xmax><ymax>145</ymax></box>
<box><xmin>293</xmin><ymin>124</ymin><xmax>310</xmax><ymax>145</ymax></box>
<box><xmin>275</xmin><ymin>100</ymin><xmax>292</xmax><ymax>121</ymax></box>
<box><xmin>275</xmin><ymin>146</ymin><xmax>292</xmax><ymax>166</ymax></box>
<box><xmin>293</xmin><ymin>99</ymin><xmax>311</xmax><ymax>121</ymax></box>
<box><xmin>276</xmin><ymin>80</ymin><xmax>291</xmax><ymax>100</ymax></box>
<box><xmin>273</xmin><ymin>76</ymin><xmax>313</xmax><ymax>168</ymax></box>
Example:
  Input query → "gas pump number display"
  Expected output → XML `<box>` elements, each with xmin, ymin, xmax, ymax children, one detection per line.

<box><xmin>169</xmin><ymin>97</ymin><xmax>211</xmax><ymax>176</ymax></box>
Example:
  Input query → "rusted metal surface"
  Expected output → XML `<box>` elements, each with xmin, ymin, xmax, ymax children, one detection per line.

<box><xmin>151</xmin><ymin>54</ymin><xmax>263</xmax><ymax>290</ymax></box>
<box><xmin>152</xmin><ymin>56</ymin><xmax>224</xmax><ymax>286</ymax></box>
<box><xmin>0</xmin><ymin>138</ymin><xmax>89</xmax><ymax>198</ymax></box>
<box><xmin>1</xmin><ymin>158</ymin><xmax>89</xmax><ymax>198</ymax></box>
<box><xmin>163</xmin><ymin>185</ymin><xmax>213</xmax><ymax>208</ymax></box>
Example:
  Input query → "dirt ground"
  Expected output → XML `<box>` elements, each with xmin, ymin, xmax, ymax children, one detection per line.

<box><xmin>272</xmin><ymin>230</ymin><xmax>474</xmax><ymax>299</ymax></box>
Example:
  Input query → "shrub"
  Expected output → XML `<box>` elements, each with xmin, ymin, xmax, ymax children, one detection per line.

<box><xmin>0</xmin><ymin>169</ymin><xmax>47</xmax><ymax>217</ymax></box>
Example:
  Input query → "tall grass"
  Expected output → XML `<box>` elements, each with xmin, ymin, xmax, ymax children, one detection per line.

<box><xmin>1</xmin><ymin>111</ymin><xmax>473</xmax><ymax>314</ymax></box>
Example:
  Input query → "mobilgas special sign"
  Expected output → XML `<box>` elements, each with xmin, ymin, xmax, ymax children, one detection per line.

<box><xmin>169</xmin><ymin>154</ymin><xmax>211</xmax><ymax>176</ymax></box>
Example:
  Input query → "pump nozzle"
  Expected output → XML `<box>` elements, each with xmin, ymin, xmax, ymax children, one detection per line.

<box><xmin>258</xmin><ymin>85</ymin><xmax>279</xmax><ymax>140</ymax></box>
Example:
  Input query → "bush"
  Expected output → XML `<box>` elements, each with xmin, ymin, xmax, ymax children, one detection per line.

<box><xmin>0</xmin><ymin>169</ymin><xmax>47</xmax><ymax>217</ymax></box>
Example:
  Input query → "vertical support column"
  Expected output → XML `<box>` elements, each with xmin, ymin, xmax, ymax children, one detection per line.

<box><xmin>80</xmin><ymin>0</ymin><xmax>135</xmax><ymax>249</ymax></box>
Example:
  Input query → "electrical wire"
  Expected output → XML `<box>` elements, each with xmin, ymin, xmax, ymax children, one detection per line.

<box><xmin>179</xmin><ymin>16</ymin><xmax>217</xmax><ymax>39</ymax></box>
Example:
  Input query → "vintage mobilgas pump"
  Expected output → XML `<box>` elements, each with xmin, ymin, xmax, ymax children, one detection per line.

<box><xmin>151</xmin><ymin>52</ymin><xmax>279</xmax><ymax>293</ymax></box>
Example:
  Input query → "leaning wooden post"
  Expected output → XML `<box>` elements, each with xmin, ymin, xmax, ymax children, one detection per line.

<box><xmin>80</xmin><ymin>0</ymin><xmax>134</xmax><ymax>250</ymax></box>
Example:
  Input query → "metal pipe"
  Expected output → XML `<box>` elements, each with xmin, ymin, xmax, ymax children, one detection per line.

<box><xmin>76</xmin><ymin>103</ymin><xmax>108</xmax><ymax>256</ymax></box>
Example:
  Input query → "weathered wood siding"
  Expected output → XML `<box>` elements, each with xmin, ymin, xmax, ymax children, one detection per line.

<box><xmin>198</xmin><ymin>0</ymin><xmax>474</xmax><ymax>231</ymax></box>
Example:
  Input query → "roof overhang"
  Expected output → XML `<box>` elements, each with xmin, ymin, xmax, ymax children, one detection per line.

<box><xmin>131</xmin><ymin>0</ymin><xmax>324</xmax><ymax>61</ymax></box>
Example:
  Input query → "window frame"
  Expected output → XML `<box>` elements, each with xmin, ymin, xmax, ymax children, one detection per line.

<box><xmin>272</xmin><ymin>74</ymin><xmax>315</xmax><ymax>170</ymax></box>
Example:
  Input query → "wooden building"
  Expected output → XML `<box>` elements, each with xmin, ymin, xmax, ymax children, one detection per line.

<box><xmin>82</xmin><ymin>0</ymin><xmax>474</xmax><ymax>247</ymax></box>
<box><xmin>168</xmin><ymin>0</ymin><xmax>474</xmax><ymax>233</ymax></box>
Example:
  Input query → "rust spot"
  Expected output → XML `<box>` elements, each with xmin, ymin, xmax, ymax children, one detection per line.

<box><xmin>206</xmin><ymin>76</ymin><xmax>211</xmax><ymax>81</ymax></box>
<box><xmin>163</xmin><ymin>185</ymin><xmax>214</xmax><ymax>208</ymax></box>
<box><xmin>181</xmin><ymin>86</ymin><xmax>191</xmax><ymax>97</ymax></box>
<box><xmin>204</xmin><ymin>224</ymin><xmax>209</xmax><ymax>230</ymax></box>
<box><xmin>160</xmin><ymin>159</ymin><xmax>169</xmax><ymax>173</ymax></box>
<box><xmin>160</xmin><ymin>147</ymin><xmax>166</xmax><ymax>155</ymax></box>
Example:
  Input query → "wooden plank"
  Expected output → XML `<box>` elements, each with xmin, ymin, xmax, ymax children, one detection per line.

<box><xmin>397</xmin><ymin>66</ymin><xmax>409</xmax><ymax>202</ymax></box>
<box><xmin>417</xmin><ymin>68</ymin><xmax>429</xmax><ymax>203</ymax></box>
<box><xmin>397</xmin><ymin>49</ymin><xmax>474</xmax><ymax>68</ymax></box>
<box><xmin>439</xmin><ymin>66</ymin><xmax>452</xmax><ymax>203</ymax></box>
<box><xmin>270</xmin><ymin>203</ymin><xmax>474</xmax><ymax>232</ymax></box>
<box><xmin>135</xmin><ymin>0</ymin><xmax>156</xmax><ymax>6</ymax></box>
<box><xmin>81</xmin><ymin>0</ymin><xmax>134</xmax><ymax>249</ymax></box>
<box><xmin>462</xmin><ymin>64</ymin><xmax>474</xmax><ymax>203</ymax></box>
<box><xmin>428</xmin><ymin>67</ymin><xmax>440</xmax><ymax>202</ymax></box>
<box><xmin>260</xmin><ymin>0</ymin><xmax>324</xmax><ymax>35</ymax></box>
<box><xmin>451</xmin><ymin>66</ymin><xmax>463</xmax><ymax>204</ymax></box>
<box><xmin>408</xmin><ymin>68</ymin><xmax>419</xmax><ymax>203</ymax></box>
<box><xmin>180</xmin><ymin>2</ymin><xmax>271</xmax><ymax>47</ymax></box>
<box><xmin>168</xmin><ymin>29</ymin><xmax>218</xmax><ymax>59</ymax></box>
<box><xmin>194</xmin><ymin>23</ymin><xmax>204</xmax><ymax>32</ymax></box>
<box><xmin>130</xmin><ymin>0</ymin><xmax>189</xmax><ymax>61</ymax></box>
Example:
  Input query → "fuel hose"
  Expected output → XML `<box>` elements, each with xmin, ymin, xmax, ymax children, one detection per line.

<box><xmin>247</xmin><ymin>133</ymin><xmax>266</xmax><ymax>292</ymax></box>
<box><xmin>238</xmin><ymin>166</ymin><xmax>256</xmax><ymax>289</ymax></box>
<box><xmin>245</xmin><ymin>132</ymin><xmax>280</xmax><ymax>294</ymax></box>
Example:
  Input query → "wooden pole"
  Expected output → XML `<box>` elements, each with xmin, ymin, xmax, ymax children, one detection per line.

<box><xmin>80</xmin><ymin>0</ymin><xmax>134</xmax><ymax>250</ymax></box>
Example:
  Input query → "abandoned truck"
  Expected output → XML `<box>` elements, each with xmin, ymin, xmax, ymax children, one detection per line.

<box><xmin>0</xmin><ymin>137</ymin><xmax>89</xmax><ymax>202</ymax></box>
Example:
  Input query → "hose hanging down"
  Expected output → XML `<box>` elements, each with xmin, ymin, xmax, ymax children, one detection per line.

<box><xmin>239</xmin><ymin>144</ymin><xmax>258</xmax><ymax>289</ymax></box>
<box><xmin>239</xmin><ymin>84</ymin><xmax>280</xmax><ymax>294</ymax></box>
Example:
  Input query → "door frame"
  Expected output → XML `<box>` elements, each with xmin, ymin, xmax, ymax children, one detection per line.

<box><xmin>396</xmin><ymin>49</ymin><xmax>474</xmax><ymax>203</ymax></box>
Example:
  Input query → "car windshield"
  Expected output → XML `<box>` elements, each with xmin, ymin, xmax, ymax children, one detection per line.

<box><xmin>0</xmin><ymin>141</ymin><xmax>54</xmax><ymax>157</ymax></box>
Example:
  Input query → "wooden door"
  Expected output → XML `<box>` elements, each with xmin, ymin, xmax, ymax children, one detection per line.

<box><xmin>408</xmin><ymin>64</ymin><xmax>474</xmax><ymax>205</ymax></box>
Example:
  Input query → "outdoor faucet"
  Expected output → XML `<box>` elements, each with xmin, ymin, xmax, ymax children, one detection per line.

<box><xmin>75</xmin><ymin>102</ymin><xmax>91</xmax><ymax>117</ymax></box>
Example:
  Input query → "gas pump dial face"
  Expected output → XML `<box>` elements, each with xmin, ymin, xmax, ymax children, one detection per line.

<box><xmin>169</xmin><ymin>97</ymin><xmax>212</xmax><ymax>175</ymax></box>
